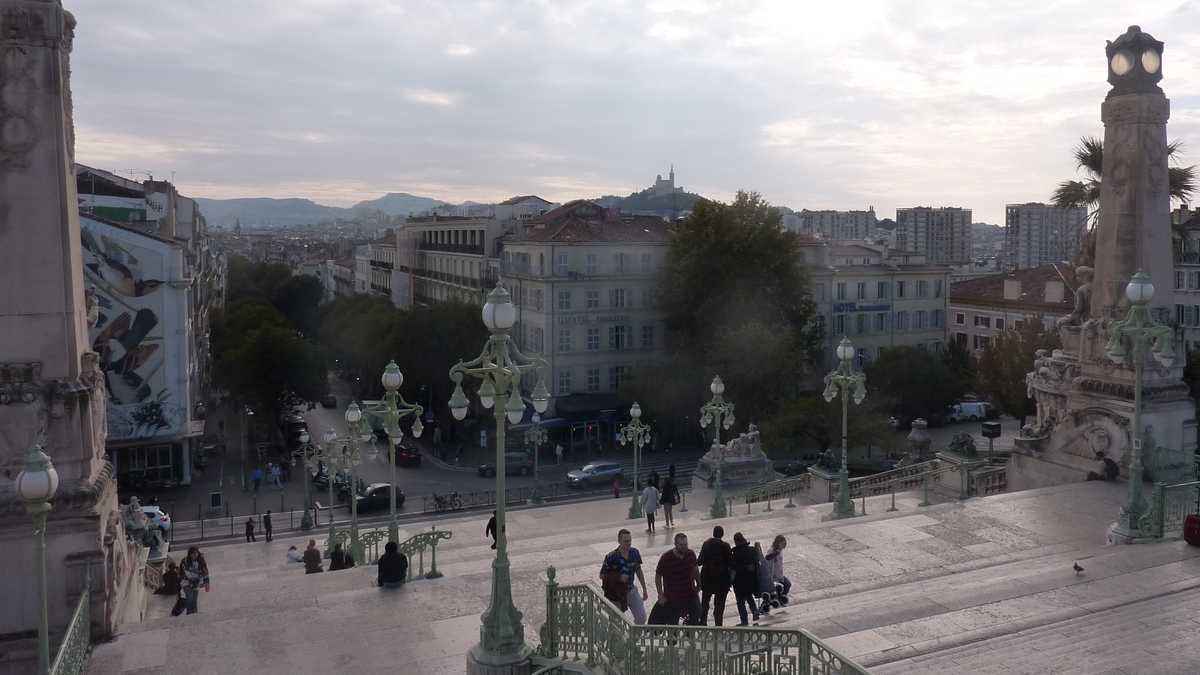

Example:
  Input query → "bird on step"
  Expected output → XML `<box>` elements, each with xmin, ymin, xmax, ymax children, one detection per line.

<box><xmin>1073</xmin><ymin>562</ymin><xmax>1084</xmax><ymax>575</ymax></box>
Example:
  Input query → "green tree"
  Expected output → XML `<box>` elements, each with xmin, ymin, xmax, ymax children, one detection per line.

<box><xmin>271</xmin><ymin>274</ymin><xmax>325</xmax><ymax>338</ymax></box>
<box><xmin>975</xmin><ymin>322</ymin><xmax>1060</xmax><ymax>426</ymax></box>
<box><xmin>943</xmin><ymin>338</ymin><xmax>978</xmax><ymax>396</ymax></box>
<box><xmin>758</xmin><ymin>396</ymin><xmax>896</xmax><ymax>466</ymax></box>
<box><xmin>866</xmin><ymin>346</ymin><xmax>967</xmax><ymax>424</ymax></box>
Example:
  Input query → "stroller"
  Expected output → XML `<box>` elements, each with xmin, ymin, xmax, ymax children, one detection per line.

<box><xmin>754</xmin><ymin>542</ymin><xmax>789</xmax><ymax>614</ymax></box>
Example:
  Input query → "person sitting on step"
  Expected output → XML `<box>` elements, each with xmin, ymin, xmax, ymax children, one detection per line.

<box><xmin>377</xmin><ymin>541</ymin><xmax>409</xmax><ymax>588</ymax></box>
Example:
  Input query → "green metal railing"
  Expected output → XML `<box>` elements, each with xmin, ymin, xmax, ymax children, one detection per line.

<box><xmin>744</xmin><ymin>474</ymin><xmax>811</xmax><ymax>510</ymax></box>
<box><xmin>538</xmin><ymin>567</ymin><xmax>868</xmax><ymax>675</ymax></box>
<box><xmin>50</xmin><ymin>571</ymin><xmax>91</xmax><ymax>675</ymax></box>
<box><xmin>327</xmin><ymin>525</ymin><xmax>451</xmax><ymax>578</ymax></box>
<box><xmin>1145</xmin><ymin>480</ymin><xmax>1200</xmax><ymax>538</ymax></box>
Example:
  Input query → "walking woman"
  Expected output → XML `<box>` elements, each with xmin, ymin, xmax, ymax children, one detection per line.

<box><xmin>659</xmin><ymin>473</ymin><xmax>680</xmax><ymax>528</ymax></box>
<box><xmin>172</xmin><ymin>546</ymin><xmax>210</xmax><ymax>616</ymax></box>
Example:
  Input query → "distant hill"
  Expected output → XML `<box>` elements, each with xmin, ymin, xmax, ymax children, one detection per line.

<box><xmin>878</xmin><ymin>217</ymin><xmax>897</xmax><ymax>231</ymax></box>
<box><xmin>592</xmin><ymin>187</ymin><xmax>704</xmax><ymax>218</ymax></box>
<box><xmin>194</xmin><ymin>197</ymin><xmax>350</xmax><ymax>227</ymax></box>
<box><xmin>351</xmin><ymin>193</ymin><xmax>448</xmax><ymax>216</ymax></box>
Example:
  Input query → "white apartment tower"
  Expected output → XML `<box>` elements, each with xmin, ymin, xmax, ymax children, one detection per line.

<box><xmin>1003</xmin><ymin>202</ymin><xmax>1089</xmax><ymax>269</ymax></box>
<box><xmin>896</xmin><ymin>207</ymin><xmax>973</xmax><ymax>264</ymax></box>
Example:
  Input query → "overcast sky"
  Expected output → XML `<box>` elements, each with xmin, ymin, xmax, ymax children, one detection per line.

<box><xmin>69</xmin><ymin>1</ymin><xmax>1200</xmax><ymax>225</ymax></box>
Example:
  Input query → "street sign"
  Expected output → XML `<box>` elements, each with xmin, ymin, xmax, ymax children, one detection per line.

<box><xmin>981</xmin><ymin>421</ymin><xmax>1001</xmax><ymax>439</ymax></box>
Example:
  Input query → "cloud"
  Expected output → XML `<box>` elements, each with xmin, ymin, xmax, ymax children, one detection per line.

<box><xmin>65</xmin><ymin>0</ymin><xmax>1200</xmax><ymax>225</ymax></box>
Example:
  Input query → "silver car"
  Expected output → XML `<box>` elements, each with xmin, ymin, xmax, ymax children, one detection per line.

<box><xmin>567</xmin><ymin>462</ymin><xmax>623</xmax><ymax>488</ymax></box>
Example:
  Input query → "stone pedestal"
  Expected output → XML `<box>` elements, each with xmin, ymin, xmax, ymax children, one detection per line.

<box><xmin>690</xmin><ymin>426</ymin><xmax>775</xmax><ymax>491</ymax></box>
<box><xmin>806</xmin><ymin>466</ymin><xmax>837</xmax><ymax>504</ymax></box>
<box><xmin>466</xmin><ymin>644</ymin><xmax>532</xmax><ymax>675</ymax></box>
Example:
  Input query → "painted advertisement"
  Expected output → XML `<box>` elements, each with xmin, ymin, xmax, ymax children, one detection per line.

<box><xmin>81</xmin><ymin>218</ymin><xmax>185</xmax><ymax>440</ymax></box>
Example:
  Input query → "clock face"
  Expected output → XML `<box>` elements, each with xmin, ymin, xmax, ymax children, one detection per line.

<box><xmin>1110</xmin><ymin>50</ymin><xmax>1134</xmax><ymax>76</ymax></box>
<box><xmin>1142</xmin><ymin>49</ymin><xmax>1161</xmax><ymax>74</ymax></box>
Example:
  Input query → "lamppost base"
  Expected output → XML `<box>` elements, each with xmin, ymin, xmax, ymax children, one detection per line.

<box><xmin>628</xmin><ymin>502</ymin><xmax>643</xmax><ymax>520</ymax></box>
<box><xmin>300</xmin><ymin>513</ymin><xmax>313</xmax><ymax>530</ymax></box>
<box><xmin>828</xmin><ymin>499</ymin><xmax>858</xmax><ymax>520</ymax></box>
<box><xmin>1107</xmin><ymin>521</ymin><xmax>1155</xmax><ymax>545</ymax></box>
<box><xmin>466</xmin><ymin>642</ymin><xmax>532</xmax><ymax>675</ymax></box>
<box><xmin>710</xmin><ymin>496</ymin><xmax>727</xmax><ymax>519</ymax></box>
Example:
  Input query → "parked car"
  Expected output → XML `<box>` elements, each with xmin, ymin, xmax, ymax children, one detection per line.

<box><xmin>479</xmin><ymin>452</ymin><xmax>534</xmax><ymax>477</ymax></box>
<box><xmin>948</xmin><ymin>401</ymin><xmax>995</xmax><ymax>423</ymax></box>
<box><xmin>567</xmin><ymin>462</ymin><xmax>623</xmax><ymax>488</ymax></box>
<box><xmin>142</xmin><ymin>505</ymin><xmax>171</xmax><ymax>533</ymax></box>
<box><xmin>321</xmin><ymin>394</ymin><xmax>337</xmax><ymax>408</ymax></box>
<box><xmin>393</xmin><ymin>443</ymin><xmax>421</xmax><ymax>467</ymax></box>
<box><xmin>354</xmin><ymin>483</ymin><xmax>405</xmax><ymax>513</ymax></box>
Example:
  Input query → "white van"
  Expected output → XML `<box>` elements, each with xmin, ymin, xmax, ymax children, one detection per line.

<box><xmin>949</xmin><ymin>401</ymin><xmax>993</xmax><ymax>423</ymax></box>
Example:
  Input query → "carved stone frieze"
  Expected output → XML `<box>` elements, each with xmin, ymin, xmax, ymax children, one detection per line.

<box><xmin>1100</xmin><ymin>93</ymin><xmax>1170</xmax><ymax>126</ymax></box>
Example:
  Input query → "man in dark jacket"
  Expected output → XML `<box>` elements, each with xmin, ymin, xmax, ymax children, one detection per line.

<box><xmin>730</xmin><ymin>532</ymin><xmax>760</xmax><ymax>625</ymax></box>
<box><xmin>263</xmin><ymin>510</ymin><xmax>273</xmax><ymax>542</ymax></box>
<box><xmin>329</xmin><ymin>543</ymin><xmax>355</xmax><ymax>571</ymax></box>
<box><xmin>303</xmin><ymin>539</ymin><xmax>323</xmax><ymax>574</ymax></box>
<box><xmin>377</xmin><ymin>541</ymin><xmax>409</xmax><ymax>587</ymax></box>
<box><xmin>696</xmin><ymin>525</ymin><xmax>734</xmax><ymax>626</ymax></box>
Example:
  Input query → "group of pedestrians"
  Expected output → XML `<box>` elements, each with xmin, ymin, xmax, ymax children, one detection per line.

<box><xmin>638</xmin><ymin>466</ymin><xmax>682</xmax><ymax>533</ymax></box>
<box><xmin>249</xmin><ymin>462</ymin><xmax>287</xmax><ymax>493</ymax></box>
<box><xmin>157</xmin><ymin>546</ymin><xmax>211</xmax><ymax>616</ymax></box>
<box><xmin>601</xmin><ymin>526</ymin><xmax>791</xmax><ymax>628</ymax></box>
<box><xmin>244</xmin><ymin>511</ymin><xmax>274</xmax><ymax>542</ymax></box>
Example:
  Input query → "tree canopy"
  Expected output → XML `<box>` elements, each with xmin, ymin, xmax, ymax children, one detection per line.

<box><xmin>866</xmin><ymin>346</ymin><xmax>969</xmax><ymax>424</ymax></box>
<box><xmin>976</xmin><ymin>321</ymin><xmax>1060</xmax><ymax>425</ymax></box>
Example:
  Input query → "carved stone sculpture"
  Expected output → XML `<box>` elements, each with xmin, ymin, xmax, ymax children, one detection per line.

<box><xmin>1056</xmin><ymin>266</ymin><xmax>1093</xmax><ymax>330</ymax></box>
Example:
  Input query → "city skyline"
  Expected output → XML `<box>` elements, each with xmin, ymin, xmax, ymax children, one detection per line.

<box><xmin>70</xmin><ymin>1</ymin><xmax>1200</xmax><ymax>226</ymax></box>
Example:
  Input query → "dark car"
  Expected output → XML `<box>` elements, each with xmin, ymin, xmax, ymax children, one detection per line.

<box><xmin>354</xmin><ymin>483</ymin><xmax>405</xmax><ymax>513</ymax></box>
<box><xmin>567</xmin><ymin>461</ymin><xmax>623</xmax><ymax>488</ymax></box>
<box><xmin>321</xmin><ymin>394</ymin><xmax>337</xmax><ymax>409</ymax></box>
<box><xmin>479</xmin><ymin>452</ymin><xmax>535</xmax><ymax>477</ymax></box>
<box><xmin>393</xmin><ymin>444</ymin><xmax>421</xmax><ymax>467</ymax></box>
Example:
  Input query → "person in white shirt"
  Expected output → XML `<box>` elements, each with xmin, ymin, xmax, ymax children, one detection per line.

<box><xmin>640</xmin><ymin>478</ymin><xmax>660</xmax><ymax>533</ymax></box>
<box><xmin>286</xmin><ymin>545</ymin><xmax>303</xmax><ymax>564</ymax></box>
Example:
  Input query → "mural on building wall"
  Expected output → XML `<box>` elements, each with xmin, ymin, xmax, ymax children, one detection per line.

<box><xmin>81</xmin><ymin>224</ymin><xmax>184</xmax><ymax>440</ymax></box>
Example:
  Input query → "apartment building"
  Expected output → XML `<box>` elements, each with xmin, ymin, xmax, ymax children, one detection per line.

<box><xmin>948</xmin><ymin>263</ymin><xmax>1076</xmax><ymax>351</ymax></box>
<box><xmin>499</xmin><ymin>201</ymin><xmax>669</xmax><ymax>418</ymax></box>
<box><xmin>1172</xmin><ymin>206</ymin><xmax>1200</xmax><ymax>351</ymax></box>
<box><xmin>896</xmin><ymin>207</ymin><xmax>973</xmax><ymax>264</ymax></box>
<box><xmin>801</xmin><ymin>241</ymin><xmax>951</xmax><ymax>367</ymax></box>
<box><xmin>1003</xmin><ymin>202</ymin><xmax>1088</xmax><ymax>269</ymax></box>
<box><xmin>396</xmin><ymin>216</ymin><xmax>506</xmax><ymax>307</ymax></box>
<box><xmin>784</xmin><ymin>208</ymin><xmax>878</xmax><ymax>241</ymax></box>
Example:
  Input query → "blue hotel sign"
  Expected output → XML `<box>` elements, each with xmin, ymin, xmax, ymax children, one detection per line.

<box><xmin>833</xmin><ymin>303</ymin><xmax>892</xmax><ymax>313</ymax></box>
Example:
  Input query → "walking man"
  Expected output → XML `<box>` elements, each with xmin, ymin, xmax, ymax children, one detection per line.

<box><xmin>485</xmin><ymin>510</ymin><xmax>499</xmax><ymax>550</ymax></box>
<box><xmin>600</xmin><ymin>529</ymin><xmax>649</xmax><ymax>624</ymax></box>
<box><xmin>731</xmin><ymin>532</ymin><xmax>761</xmax><ymax>625</ymax></box>
<box><xmin>654</xmin><ymin>532</ymin><xmax>701</xmax><ymax>625</ymax></box>
<box><xmin>244</xmin><ymin>517</ymin><xmax>256</xmax><ymax>543</ymax></box>
<box><xmin>263</xmin><ymin>510</ymin><xmax>273</xmax><ymax>542</ymax></box>
<box><xmin>697</xmin><ymin>526</ymin><xmax>734</xmax><ymax>626</ymax></box>
<box><xmin>555</xmin><ymin>443</ymin><xmax>563</xmax><ymax>465</ymax></box>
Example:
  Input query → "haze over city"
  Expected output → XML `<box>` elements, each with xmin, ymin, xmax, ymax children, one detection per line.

<box><xmin>69</xmin><ymin>0</ymin><xmax>1200</xmax><ymax>225</ymax></box>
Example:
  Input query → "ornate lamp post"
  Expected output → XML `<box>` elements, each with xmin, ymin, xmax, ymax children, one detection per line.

<box><xmin>1104</xmin><ymin>271</ymin><xmax>1175</xmax><ymax>541</ymax></box>
<box><xmin>448</xmin><ymin>282</ymin><xmax>549</xmax><ymax>674</ymax></box>
<box><xmin>292</xmin><ymin>430</ymin><xmax>315</xmax><ymax>530</ymax></box>
<box><xmin>369</xmin><ymin>361</ymin><xmax>424</xmax><ymax>543</ymax></box>
<box><xmin>16</xmin><ymin>440</ymin><xmax>58</xmax><ymax>675</ymax></box>
<box><xmin>341</xmin><ymin>402</ymin><xmax>376</xmax><ymax>563</ymax></box>
<box><xmin>823</xmin><ymin>337</ymin><xmax>867</xmax><ymax>519</ymax></box>
<box><xmin>525</xmin><ymin>413</ymin><xmax>548</xmax><ymax>504</ymax></box>
<box><xmin>320</xmin><ymin>428</ymin><xmax>339</xmax><ymax>547</ymax></box>
<box><xmin>700</xmin><ymin>376</ymin><xmax>736</xmax><ymax>519</ymax></box>
<box><xmin>619</xmin><ymin>402</ymin><xmax>653</xmax><ymax>519</ymax></box>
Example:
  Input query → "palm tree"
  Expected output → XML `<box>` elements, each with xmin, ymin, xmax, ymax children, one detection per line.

<box><xmin>1053</xmin><ymin>136</ymin><xmax>1196</xmax><ymax>264</ymax></box>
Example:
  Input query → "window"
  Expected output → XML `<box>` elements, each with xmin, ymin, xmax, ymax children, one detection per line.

<box><xmin>609</xmin><ymin>366</ymin><xmax>625</xmax><ymax>391</ymax></box>
<box><xmin>973</xmin><ymin>334</ymin><xmax>990</xmax><ymax>350</ymax></box>
<box><xmin>609</xmin><ymin>325</ymin><xmax>627</xmax><ymax>350</ymax></box>
<box><xmin>1015</xmin><ymin>319</ymin><xmax>1026</xmax><ymax>330</ymax></box>
<box><xmin>877</xmin><ymin>281</ymin><xmax>890</xmax><ymax>299</ymax></box>
<box><xmin>874</xmin><ymin>313</ymin><xmax>886</xmax><ymax>332</ymax></box>
<box><xmin>614</xmin><ymin>253</ymin><xmax>626</xmax><ymax>273</ymax></box>
<box><xmin>895</xmin><ymin>311</ymin><xmax>909</xmax><ymax>330</ymax></box>
<box><xmin>955</xmin><ymin>312</ymin><xmax>965</xmax><ymax>325</ymax></box>
<box><xmin>558</xmin><ymin>290</ymin><xmax>571</xmax><ymax>310</ymax></box>
<box><xmin>586</xmin><ymin>290</ymin><xmax>600</xmax><ymax>308</ymax></box>
<box><xmin>934</xmin><ymin>279</ymin><xmax>944</xmax><ymax>298</ymax></box>
<box><xmin>558</xmin><ymin>329</ymin><xmax>572</xmax><ymax>353</ymax></box>
<box><xmin>833</xmin><ymin>314</ymin><xmax>846</xmax><ymax>335</ymax></box>
<box><xmin>917</xmin><ymin>280</ymin><xmax>928</xmax><ymax>298</ymax></box>
<box><xmin>586</xmin><ymin>254</ymin><xmax>598</xmax><ymax>275</ymax></box>
<box><xmin>587</xmin><ymin>328</ymin><xmax>600</xmax><ymax>351</ymax></box>
<box><xmin>642</xmin><ymin>325</ymin><xmax>654</xmax><ymax>349</ymax></box>
<box><xmin>855</xmin><ymin>314</ymin><xmax>866</xmax><ymax>334</ymax></box>
<box><xmin>896</xmin><ymin>280</ymin><xmax>906</xmax><ymax>298</ymax></box>
<box><xmin>610</xmin><ymin>288</ymin><xmax>626</xmax><ymax>308</ymax></box>
<box><xmin>533</xmin><ymin>327</ymin><xmax>544</xmax><ymax>353</ymax></box>
<box><xmin>1177</xmin><ymin>271</ymin><xmax>1186</xmax><ymax>290</ymax></box>
<box><xmin>914</xmin><ymin>310</ymin><xmax>927</xmax><ymax>329</ymax></box>
<box><xmin>974</xmin><ymin>315</ymin><xmax>992</xmax><ymax>328</ymax></box>
<box><xmin>558</xmin><ymin>369</ymin><xmax>572</xmax><ymax>395</ymax></box>
<box><xmin>533</xmin><ymin>289</ymin><xmax>543</xmax><ymax>311</ymax></box>
<box><xmin>933</xmin><ymin>309</ymin><xmax>945</xmax><ymax>328</ymax></box>
<box><xmin>1189</xmin><ymin>271</ymin><xmax>1200</xmax><ymax>290</ymax></box>
<box><xmin>641</xmin><ymin>253</ymin><xmax>652</xmax><ymax>274</ymax></box>
<box><xmin>816</xmin><ymin>283</ymin><xmax>826</xmax><ymax>301</ymax></box>
<box><xmin>856</xmin><ymin>282</ymin><xmax>867</xmax><ymax>300</ymax></box>
<box><xmin>996</xmin><ymin>317</ymin><xmax>1005</xmax><ymax>331</ymax></box>
<box><xmin>836</xmin><ymin>282</ymin><xmax>847</xmax><ymax>300</ymax></box>
<box><xmin>587</xmin><ymin>368</ymin><xmax>600</xmax><ymax>392</ymax></box>
<box><xmin>557</xmin><ymin>254</ymin><xmax>569</xmax><ymax>276</ymax></box>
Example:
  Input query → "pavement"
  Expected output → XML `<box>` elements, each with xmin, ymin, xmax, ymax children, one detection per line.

<box><xmin>88</xmin><ymin>476</ymin><xmax>1200</xmax><ymax>675</ymax></box>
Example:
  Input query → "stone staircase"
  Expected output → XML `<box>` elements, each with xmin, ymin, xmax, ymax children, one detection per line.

<box><xmin>87</xmin><ymin>480</ymin><xmax>1200</xmax><ymax>674</ymax></box>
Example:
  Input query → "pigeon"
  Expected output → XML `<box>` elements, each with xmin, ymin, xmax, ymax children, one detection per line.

<box><xmin>1073</xmin><ymin>562</ymin><xmax>1085</xmax><ymax>575</ymax></box>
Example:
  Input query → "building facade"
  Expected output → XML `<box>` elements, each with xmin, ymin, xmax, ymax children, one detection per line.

<box><xmin>1172</xmin><ymin>206</ymin><xmax>1200</xmax><ymax>351</ymax></box>
<box><xmin>802</xmin><ymin>242</ymin><xmax>951</xmax><ymax>367</ymax></box>
<box><xmin>948</xmin><ymin>263</ymin><xmax>1076</xmax><ymax>351</ymax></box>
<box><xmin>499</xmin><ymin>201</ymin><xmax>669</xmax><ymax>416</ymax></box>
<box><xmin>785</xmin><ymin>208</ymin><xmax>878</xmax><ymax>241</ymax></box>
<box><xmin>896</xmin><ymin>206</ymin><xmax>974</xmax><ymax>264</ymax></box>
<box><xmin>397</xmin><ymin>216</ymin><xmax>506</xmax><ymax>307</ymax></box>
<box><xmin>1003</xmin><ymin>202</ymin><xmax>1088</xmax><ymax>269</ymax></box>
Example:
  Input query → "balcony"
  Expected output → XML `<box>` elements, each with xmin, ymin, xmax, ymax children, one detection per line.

<box><xmin>370</xmin><ymin>259</ymin><xmax>394</xmax><ymax>270</ymax></box>
<box><xmin>1176</xmin><ymin>251</ymin><xmax>1200</xmax><ymax>265</ymax></box>
<box><xmin>418</xmin><ymin>241</ymin><xmax>485</xmax><ymax>255</ymax></box>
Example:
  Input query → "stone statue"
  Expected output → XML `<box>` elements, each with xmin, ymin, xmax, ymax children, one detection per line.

<box><xmin>946</xmin><ymin>432</ymin><xmax>977</xmax><ymax>457</ymax></box>
<box><xmin>1056</xmin><ymin>266</ymin><xmax>1093</xmax><ymax>329</ymax></box>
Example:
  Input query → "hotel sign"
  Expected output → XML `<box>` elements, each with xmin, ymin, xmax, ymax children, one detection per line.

<box><xmin>832</xmin><ymin>303</ymin><xmax>891</xmax><ymax>313</ymax></box>
<box><xmin>557</xmin><ymin>313</ymin><xmax>631</xmax><ymax>325</ymax></box>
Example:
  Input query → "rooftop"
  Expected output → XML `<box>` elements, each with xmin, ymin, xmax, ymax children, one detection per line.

<box><xmin>512</xmin><ymin>200</ymin><xmax>668</xmax><ymax>244</ymax></box>
<box><xmin>497</xmin><ymin>195</ymin><xmax>552</xmax><ymax>206</ymax></box>
<box><xmin>951</xmin><ymin>262</ymin><xmax>1077</xmax><ymax>312</ymax></box>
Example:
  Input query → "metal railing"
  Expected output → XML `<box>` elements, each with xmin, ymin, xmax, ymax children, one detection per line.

<box><xmin>50</xmin><ymin>571</ymin><xmax>91</xmax><ymax>675</ymax></box>
<box><xmin>325</xmin><ymin>524</ymin><xmax>451</xmax><ymax>573</ymax></box>
<box><xmin>1146</xmin><ymin>480</ymin><xmax>1200</xmax><ymax>538</ymax></box>
<box><xmin>743</xmin><ymin>474</ymin><xmax>811</xmax><ymax>510</ymax></box>
<box><xmin>537</xmin><ymin>566</ymin><xmax>867</xmax><ymax>675</ymax></box>
<box><xmin>531</xmin><ymin>665</ymin><xmax>566</xmax><ymax>675</ymax></box>
<box><xmin>847</xmin><ymin>459</ymin><xmax>941</xmax><ymax>499</ymax></box>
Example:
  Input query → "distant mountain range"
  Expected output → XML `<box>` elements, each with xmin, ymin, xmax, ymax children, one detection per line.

<box><xmin>196</xmin><ymin>192</ymin><xmax>451</xmax><ymax>227</ymax></box>
<box><xmin>593</xmin><ymin>187</ymin><xmax>703</xmax><ymax>218</ymax></box>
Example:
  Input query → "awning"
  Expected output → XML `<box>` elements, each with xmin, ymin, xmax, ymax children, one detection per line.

<box><xmin>553</xmin><ymin>393</ymin><xmax>628</xmax><ymax>418</ymax></box>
